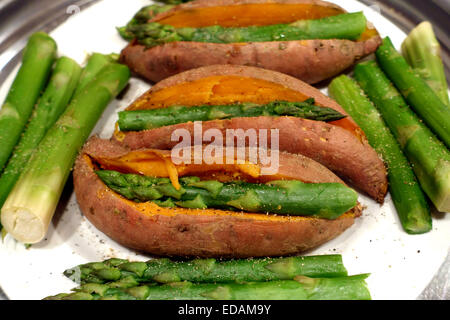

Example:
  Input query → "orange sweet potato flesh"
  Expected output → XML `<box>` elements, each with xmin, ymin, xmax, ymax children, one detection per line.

<box><xmin>120</xmin><ymin>0</ymin><xmax>382</xmax><ymax>84</ymax></box>
<box><xmin>129</xmin><ymin>76</ymin><xmax>308</xmax><ymax>109</ymax></box>
<box><xmin>118</xmin><ymin>65</ymin><xmax>388</xmax><ymax>202</ymax></box>
<box><xmin>156</xmin><ymin>3</ymin><xmax>344</xmax><ymax>28</ymax></box>
<box><xmin>74</xmin><ymin>136</ymin><xmax>360</xmax><ymax>257</ymax></box>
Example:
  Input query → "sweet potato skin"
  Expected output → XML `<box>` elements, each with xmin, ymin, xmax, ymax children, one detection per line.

<box><xmin>121</xmin><ymin>38</ymin><xmax>381</xmax><ymax>85</ymax></box>
<box><xmin>73</xmin><ymin>137</ymin><xmax>359</xmax><ymax>257</ymax></box>
<box><xmin>119</xmin><ymin>0</ymin><xmax>382</xmax><ymax>84</ymax></box>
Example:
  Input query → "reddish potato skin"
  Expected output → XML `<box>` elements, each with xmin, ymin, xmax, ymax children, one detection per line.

<box><xmin>73</xmin><ymin>137</ymin><xmax>360</xmax><ymax>258</ymax></box>
<box><xmin>119</xmin><ymin>0</ymin><xmax>382</xmax><ymax>84</ymax></box>
<box><xmin>120</xmin><ymin>38</ymin><xmax>381</xmax><ymax>85</ymax></box>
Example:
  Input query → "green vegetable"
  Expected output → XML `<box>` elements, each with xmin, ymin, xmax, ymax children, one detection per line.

<box><xmin>401</xmin><ymin>22</ymin><xmax>449</xmax><ymax>106</ymax></box>
<box><xmin>45</xmin><ymin>274</ymin><xmax>371</xmax><ymax>300</ymax></box>
<box><xmin>0</xmin><ymin>63</ymin><xmax>130</xmax><ymax>244</ymax></box>
<box><xmin>123</xmin><ymin>12</ymin><xmax>367</xmax><ymax>47</ymax></box>
<box><xmin>329</xmin><ymin>75</ymin><xmax>431</xmax><ymax>234</ymax></box>
<box><xmin>0</xmin><ymin>57</ymin><xmax>81</xmax><ymax>212</ymax></box>
<box><xmin>354</xmin><ymin>60</ymin><xmax>450</xmax><ymax>213</ymax></box>
<box><xmin>117</xmin><ymin>99</ymin><xmax>346</xmax><ymax>131</ymax></box>
<box><xmin>117</xmin><ymin>4</ymin><xmax>176</xmax><ymax>40</ymax></box>
<box><xmin>376</xmin><ymin>37</ymin><xmax>450</xmax><ymax>148</ymax></box>
<box><xmin>0</xmin><ymin>32</ymin><xmax>57</xmax><ymax>173</ymax></box>
<box><xmin>96</xmin><ymin>171</ymin><xmax>358</xmax><ymax>219</ymax></box>
<box><xmin>74</xmin><ymin>53</ymin><xmax>118</xmax><ymax>96</ymax></box>
<box><xmin>64</xmin><ymin>255</ymin><xmax>348</xmax><ymax>285</ymax></box>
<box><xmin>158</xmin><ymin>0</ymin><xmax>191</xmax><ymax>4</ymax></box>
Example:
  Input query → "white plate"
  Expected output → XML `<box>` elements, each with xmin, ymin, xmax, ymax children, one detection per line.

<box><xmin>0</xmin><ymin>0</ymin><xmax>448</xmax><ymax>300</ymax></box>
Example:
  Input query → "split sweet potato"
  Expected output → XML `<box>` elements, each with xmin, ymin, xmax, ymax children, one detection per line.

<box><xmin>116</xmin><ymin>65</ymin><xmax>388</xmax><ymax>202</ymax></box>
<box><xmin>74</xmin><ymin>136</ymin><xmax>361</xmax><ymax>257</ymax></box>
<box><xmin>120</xmin><ymin>0</ymin><xmax>381</xmax><ymax>84</ymax></box>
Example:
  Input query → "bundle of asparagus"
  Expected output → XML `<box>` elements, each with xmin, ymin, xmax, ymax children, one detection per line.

<box><xmin>0</xmin><ymin>56</ymin><xmax>82</xmax><ymax>210</ymax></box>
<box><xmin>353</xmin><ymin>59</ymin><xmax>450</xmax><ymax>214</ymax></box>
<box><xmin>45</xmin><ymin>255</ymin><xmax>371</xmax><ymax>300</ymax></box>
<box><xmin>329</xmin><ymin>34</ymin><xmax>449</xmax><ymax>218</ymax></box>
<box><xmin>0</xmin><ymin>33</ymin><xmax>130</xmax><ymax>243</ymax></box>
<box><xmin>0</xmin><ymin>32</ymin><xmax>57</xmax><ymax>174</ymax></box>
<box><xmin>376</xmin><ymin>37</ymin><xmax>450</xmax><ymax>149</ymax></box>
<box><xmin>329</xmin><ymin>75</ymin><xmax>432</xmax><ymax>234</ymax></box>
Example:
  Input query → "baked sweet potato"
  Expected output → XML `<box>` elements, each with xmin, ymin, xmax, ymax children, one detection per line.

<box><xmin>116</xmin><ymin>65</ymin><xmax>388</xmax><ymax>202</ymax></box>
<box><xmin>120</xmin><ymin>0</ymin><xmax>382</xmax><ymax>84</ymax></box>
<box><xmin>74</xmin><ymin>136</ymin><xmax>361</xmax><ymax>257</ymax></box>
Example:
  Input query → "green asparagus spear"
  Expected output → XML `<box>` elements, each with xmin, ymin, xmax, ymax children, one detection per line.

<box><xmin>158</xmin><ymin>0</ymin><xmax>192</xmax><ymax>4</ymax></box>
<box><xmin>96</xmin><ymin>171</ymin><xmax>358</xmax><ymax>219</ymax></box>
<box><xmin>329</xmin><ymin>75</ymin><xmax>431</xmax><ymax>234</ymax></box>
<box><xmin>124</xmin><ymin>12</ymin><xmax>367</xmax><ymax>47</ymax></box>
<box><xmin>0</xmin><ymin>63</ymin><xmax>130</xmax><ymax>244</ymax></box>
<box><xmin>0</xmin><ymin>57</ymin><xmax>81</xmax><ymax>211</ymax></box>
<box><xmin>376</xmin><ymin>37</ymin><xmax>450</xmax><ymax>148</ymax></box>
<box><xmin>117</xmin><ymin>99</ymin><xmax>346</xmax><ymax>131</ymax></box>
<box><xmin>64</xmin><ymin>255</ymin><xmax>348</xmax><ymax>285</ymax></box>
<box><xmin>117</xmin><ymin>4</ymin><xmax>176</xmax><ymax>40</ymax></box>
<box><xmin>74</xmin><ymin>53</ymin><xmax>118</xmax><ymax>96</ymax></box>
<box><xmin>0</xmin><ymin>32</ymin><xmax>57</xmax><ymax>173</ymax></box>
<box><xmin>401</xmin><ymin>22</ymin><xmax>449</xmax><ymax>106</ymax></box>
<box><xmin>354</xmin><ymin>60</ymin><xmax>450</xmax><ymax>213</ymax></box>
<box><xmin>45</xmin><ymin>275</ymin><xmax>371</xmax><ymax>300</ymax></box>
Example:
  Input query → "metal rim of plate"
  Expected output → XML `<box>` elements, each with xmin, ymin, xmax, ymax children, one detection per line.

<box><xmin>0</xmin><ymin>0</ymin><xmax>448</xmax><ymax>300</ymax></box>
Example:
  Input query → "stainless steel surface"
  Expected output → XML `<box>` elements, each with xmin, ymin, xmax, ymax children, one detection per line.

<box><xmin>0</xmin><ymin>0</ymin><xmax>448</xmax><ymax>300</ymax></box>
<box><xmin>0</xmin><ymin>0</ymin><xmax>98</xmax><ymax>85</ymax></box>
<box><xmin>419</xmin><ymin>251</ymin><xmax>450</xmax><ymax>300</ymax></box>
